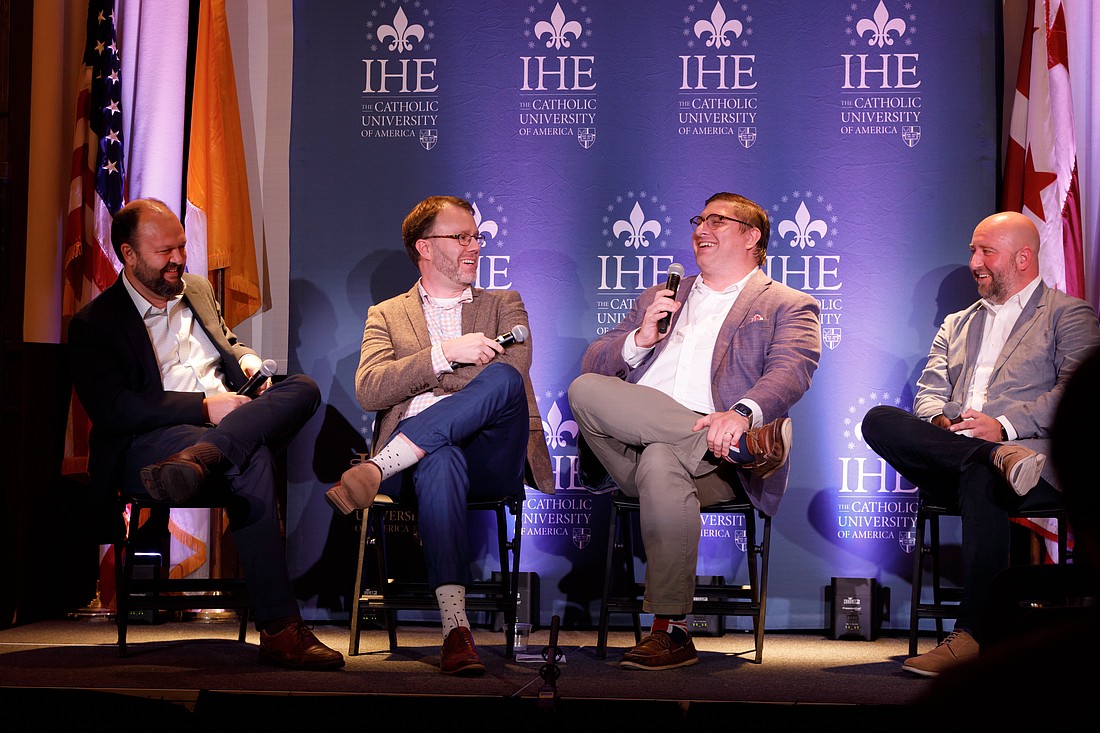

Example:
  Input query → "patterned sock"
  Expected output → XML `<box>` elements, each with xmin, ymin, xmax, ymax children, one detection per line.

<box><xmin>435</xmin><ymin>584</ymin><xmax>470</xmax><ymax>638</ymax></box>
<box><xmin>652</xmin><ymin>615</ymin><xmax>689</xmax><ymax>644</ymax></box>
<box><xmin>370</xmin><ymin>434</ymin><xmax>419</xmax><ymax>480</ymax></box>
<box><xmin>727</xmin><ymin>434</ymin><xmax>751</xmax><ymax>463</ymax></box>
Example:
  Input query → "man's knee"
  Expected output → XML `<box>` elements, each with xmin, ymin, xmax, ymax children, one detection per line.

<box><xmin>862</xmin><ymin>404</ymin><xmax>897</xmax><ymax>443</ymax></box>
<box><xmin>280</xmin><ymin>373</ymin><xmax>321</xmax><ymax>410</ymax></box>
<box><xmin>567</xmin><ymin>373</ymin><xmax>602</xmax><ymax>412</ymax></box>
<box><xmin>481</xmin><ymin>361</ymin><xmax>524</xmax><ymax>399</ymax></box>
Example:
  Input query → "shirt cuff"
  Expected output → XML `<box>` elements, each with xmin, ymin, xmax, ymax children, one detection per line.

<box><xmin>737</xmin><ymin>399</ymin><xmax>763</xmax><ymax>429</ymax></box>
<box><xmin>431</xmin><ymin>342</ymin><xmax>453</xmax><ymax>374</ymax></box>
<box><xmin>239</xmin><ymin>353</ymin><xmax>263</xmax><ymax>375</ymax></box>
<box><xmin>997</xmin><ymin>417</ymin><xmax>1015</xmax><ymax>441</ymax></box>
<box><xmin>621</xmin><ymin>328</ymin><xmax>653</xmax><ymax>367</ymax></box>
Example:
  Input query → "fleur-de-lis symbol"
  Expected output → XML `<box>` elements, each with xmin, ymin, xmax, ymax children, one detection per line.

<box><xmin>542</xmin><ymin>400</ymin><xmax>579</xmax><ymax>450</ymax></box>
<box><xmin>472</xmin><ymin>203</ymin><xmax>498</xmax><ymax>248</ymax></box>
<box><xmin>855</xmin><ymin>0</ymin><xmax>906</xmax><ymax>48</ymax></box>
<box><xmin>777</xmin><ymin>202</ymin><xmax>828</xmax><ymax>250</ymax></box>
<box><xmin>534</xmin><ymin>2</ymin><xmax>583</xmax><ymax>51</ymax></box>
<box><xmin>613</xmin><ymin>202</ymin><xmax>662</xmax><ymax>250</ymax></box>
<box><xmin>377</xmin><ymin>7</ymin><xmax>425</xmax><ymax>53</ymax></box>
<box><xmin>694</xmin><ymin>1</ymin><xmax>743</xmax><ymax>48</ymax></box>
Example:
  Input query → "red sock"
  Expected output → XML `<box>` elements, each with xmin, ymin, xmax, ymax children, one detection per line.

<box><xmin>652</xmin><ymin>616</ymin><xmax>689</xmax><ymax>643</ymax></box>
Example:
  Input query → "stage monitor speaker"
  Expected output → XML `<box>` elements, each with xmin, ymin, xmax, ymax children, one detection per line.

<box><xmin>827</xmin><ymin>577</ymin><xmax>888</xmax><ymax>641</ymax></box>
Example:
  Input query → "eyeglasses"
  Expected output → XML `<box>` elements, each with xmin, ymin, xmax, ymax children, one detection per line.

<box><xmin>689</xmin><ymin>214</ymin><xmax>756</xmax><ymax>230</ymax></box>
<box><xmin>424</xmin><ymin>232</ymin><xmax>486</xmax><ymax>247</ymax></box>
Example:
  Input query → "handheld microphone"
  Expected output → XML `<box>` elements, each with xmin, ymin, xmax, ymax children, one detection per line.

<box><xmin>495</xmin><ymin>324</ymin><xmax>530</xmax><ymax>348</ymax></box>
<box><xmin>942</xmin><ymin>401</ymin><xmax>963</xmax><ymax>424</ymax></box>
<box><xmin>449</xmin><ymin>325</ymin><xmax>529</xmax><ymax>368</ymax></box>
<box><xmin>657</xmin><ymin>263</ymin><xmax>685</xmax><ymax>334</ymax></box>
<box><xmin>237</xmin><ymin>359</ymin><xmax>277</xmax><ymax>398</ymax></box>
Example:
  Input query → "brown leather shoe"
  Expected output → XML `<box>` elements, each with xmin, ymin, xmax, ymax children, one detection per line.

<box><xmin>902</xmin><ymin>630</ymin><xmax>978</xmax><ymax>677</ymax></box>
<box><xmin>259</xmin><ymin>621</ymin><xmax>345</xmax><ymax>670</ymax></box>
<box><xmin>325</xmin><ymin>461</ymin><xmax>382</xmax><ymax>515</ymax></box>
<box><xmin>440</xmin><ymin>626</ymin><xmax>486</xmax><ymax>676</ymax></box>
<box><xmin>739</xmin><ymin>417</ymin><xmax>792</xmax><ymax>479</ymax></box>
<box><xmin>992</xmin><ymin>444</ymin><xmax>1046</xmax><ymax>496</ymax></box>
<box><xmin>139</xmin><ymin>443</ymin><xmax>225</xmax><ymax>502</ymax></box>
<box><xmin>620</xmin><ymin>631</ymin><xmax>698</xmax><ymax>671</ymax></box>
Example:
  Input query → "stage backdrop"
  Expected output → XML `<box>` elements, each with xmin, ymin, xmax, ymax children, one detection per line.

<box><xmin>284</xmin><ymin>0</ymin><xmax>995</xmax><ymax>630</ymax></box>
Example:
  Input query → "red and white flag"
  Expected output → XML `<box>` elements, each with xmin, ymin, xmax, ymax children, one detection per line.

<box><xmin>62</xmin><ymin>0</ymin><xmax>128</xmax><ymax>608</ymax></box>
<box><xmin>1000</xmin><ymin>0</ymin><xmax>1080</xmax><ymax>562</ymax></box>
<box><xmin>62</xmin><ymin>0</ymin><xmax>126</xmax><ymax>477</ymax></box>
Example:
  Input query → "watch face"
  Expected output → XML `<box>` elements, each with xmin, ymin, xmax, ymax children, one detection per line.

<box><xmin>734</xmin><ymin>404</ymin><xmax>752</xmax><ymax>418</ymax></box>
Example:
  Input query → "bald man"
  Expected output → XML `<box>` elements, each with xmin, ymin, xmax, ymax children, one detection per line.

<box><xmin>863</xmin><ymin>211</ymin><xmax>1100</xmax><ymax>677</ymax></box>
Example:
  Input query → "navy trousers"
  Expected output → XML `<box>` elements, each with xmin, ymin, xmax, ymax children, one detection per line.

<box><xmin>378</xmin><ymin>362</ymin><xmax>530</xmax><ymax>591</ymax></box>
<box><xmin>862</xmin><ymin>405</ymin><xmax>1061</xmax><ymax>641</ymax></box>
<box><xmin>122</xmin><ymin>374</ymin><xmax>321</xmax><ymax>629</ymax></box>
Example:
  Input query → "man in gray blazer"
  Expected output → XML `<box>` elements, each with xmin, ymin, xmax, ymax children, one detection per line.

<box><xmin>568</xmin><ymin>192</ymin><xmax>822</xmax><ymax>670</ymax></box>
<box><xmin>863</xmin><ymin>211</ymin><xmax>1100</xmax><ymax>677</ymax></box>
<box><xmin>69</xmin><ymin>198</ymin><xmax>343</xmax><ymax>670</ymax></box>
<box><xmin>328</xmin><ymin>195</ymin><xmax>553</xmax><ymax>676</ymax></box>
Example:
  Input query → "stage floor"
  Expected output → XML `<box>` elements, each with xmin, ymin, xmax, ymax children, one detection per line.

<box><xmin>0</xmin><ymin>617</ymin><xmax>935</xmax><ymax>720</ymax></box>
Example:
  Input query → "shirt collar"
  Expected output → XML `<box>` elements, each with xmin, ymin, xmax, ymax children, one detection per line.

<box><xmin>981</xmin><ymin>275</ymin><xmax>1040</xmax><ymax>314</ymax></box>
<box><xmin>694</xmin><ymin>268</ymin><xmax>755</xmax><ymax>296</ymax></box>
<box><xmin>417</xmin><ymin>279</ymin><xmax>473</xmax><ymax>308</ymax></box>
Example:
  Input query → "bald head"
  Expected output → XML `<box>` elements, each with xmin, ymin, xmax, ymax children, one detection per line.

<box><xmin>968</xmin><ymin>211</ymin><xmax>1040</xmax><ymax>304</ymax></box>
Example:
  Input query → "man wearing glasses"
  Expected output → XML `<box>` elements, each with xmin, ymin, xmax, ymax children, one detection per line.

<box><xmin>569</xmin><ymin>191</ymin><xmax>821</xmax><ymax>670</ymax></box>
<box><xmin>327</xmin><ymin>195</ymin><xmax>553</xmax><ymax>675</ymax></box>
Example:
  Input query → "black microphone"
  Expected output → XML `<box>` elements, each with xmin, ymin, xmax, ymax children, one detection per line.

<box><xmin>942</xmin><ymin>401</ymin><xmax>963</xmax><ymax>424</ymax></box>
<box><xmin>656</xmin><ymin>262</ymin><xmax>685</xmax><ymax>334</ymax></box>
<box><xmin>449</xmin><ymin>325</ymin><xmax>529</xmax><ymax>368</ymax></box>
<box><xmin>237</xmin><ymin>359</ymin><xmax>277</xmax><ymax>398</ymax></box>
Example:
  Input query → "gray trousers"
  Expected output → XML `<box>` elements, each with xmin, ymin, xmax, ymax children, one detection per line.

<box><xmin>568</xmin><ymin>373</ymin><xmax>741</xmax><ymax>614</ymax></box>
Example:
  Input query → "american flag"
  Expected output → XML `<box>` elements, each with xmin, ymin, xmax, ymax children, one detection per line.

<box><xmin>1001</xmin><ymin>0</ymin><xmax>1080</xmax><ymax>563</ymax></box>
<box><xmin>62</xmin><ymin>0</ymin><xmax>125</xmax><ymax>327</ymax></box>
<box><xmin>63</xmin><ymin>0</ymin><xmax>129</xmax><ymax>610</ymax></box>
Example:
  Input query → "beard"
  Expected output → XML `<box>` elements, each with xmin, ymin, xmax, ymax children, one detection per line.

<box><xmin>975</xmin><ymin>270</ymin><xmax>1008</xmax><ymax>303</ymax></box>
<box><xmin>429</xmin><ymin>242</ymin><xmax>476</xmax><ymax>287</ymax></box>
<box><xmin>134</xmin><ymin>258</ymin><xmax>185</xmax><ymax>299</ymax></box>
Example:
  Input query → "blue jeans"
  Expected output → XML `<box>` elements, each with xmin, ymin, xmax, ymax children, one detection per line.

<box><xmin>379</xmin><ymin>362</ymin><xmax>529</xmax><ymax>590</ymax></box>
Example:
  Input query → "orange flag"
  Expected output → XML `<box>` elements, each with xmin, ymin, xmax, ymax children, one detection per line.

<box><xmin>185</xmin><ymin>0</ymin><xmax>260</xmax><ymax>328</ymax></box>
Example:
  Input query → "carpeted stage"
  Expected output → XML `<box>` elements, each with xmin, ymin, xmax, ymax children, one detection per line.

<box><xmin>0</xmin><ymin>616</ymin><xmax>955</xmax><ymax>730</ymax></box>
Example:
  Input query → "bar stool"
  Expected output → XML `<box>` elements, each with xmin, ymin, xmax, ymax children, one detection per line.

<box><xmin>596</xmin><ymin>491</ymin><xmax>772</xmax><ymax>663</ymax></box>
<box><xmin>347</xmin><ymin>491</ymin><xmax>525</xmax><ymax>658</ymax></box>
<box><xmin>907</xmin><ymin>497</ymin><xmax>1069</xmax><ymax>656</ymax></box>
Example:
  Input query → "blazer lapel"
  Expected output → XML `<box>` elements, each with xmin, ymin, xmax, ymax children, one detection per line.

<box><xmin>401</xmin><ymin>284</ymin><xmax>432</xmax><ymax>348</ymax></box>
<box><xmin>106</xmin><ymin>279</ymin><xmax>161</xmax><ymax>385</ymax></box>
<box><xmin>992</xmin><ymin>283</ymin><xmax>1046</xmax><ymax>376</ymax></box>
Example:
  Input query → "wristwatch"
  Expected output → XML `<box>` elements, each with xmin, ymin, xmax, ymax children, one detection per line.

<box><xmin>733</xmin><ymin>403</ymin><xmax>753</xmax><ymax>420</ymax></box>
<box><xmin>1000</xmin><ymin>423</ymin><xmax>1009</xmax><ymax>441</ymax></box>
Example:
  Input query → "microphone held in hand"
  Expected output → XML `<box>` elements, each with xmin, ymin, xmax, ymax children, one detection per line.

<box><xmin>449</xmin><ymin>325</ymin><xmax>529</xmax><ymax>368</ymax></box>
<box><xmin>942</xmin><ymin>401</ymin><xmax>963</xmax><ymax>424</ymax></box>
<box><xmin>237</xmin><ymin>359</ymin><xmax>278</xmax><ymax>398</ymax></box>
<box><xmin>495</xmin><ymin>324</ymin><xmax>530</xmax><ymax>348</ymax></box>
<box><xmin>657</xmin><ymin>263</ymin><xmax>685</xmax><ymax>335</ymax></box>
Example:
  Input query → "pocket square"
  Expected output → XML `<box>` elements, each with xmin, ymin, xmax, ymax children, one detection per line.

<box><xmin>749</xmin><ymin>313</ymin><xmax>765</xmax><ymax>322</ymax></box>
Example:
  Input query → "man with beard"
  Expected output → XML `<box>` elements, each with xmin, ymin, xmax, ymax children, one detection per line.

<box><xmin>68</xmin><ymin>198</ymin><xmax>344</xmax><ymax>670</ymax></box>
<box><xmin>327</xmin><ymin>195</ymin><xmax>553</xmax><ymax>675</ymax></box>
<box><xmin>862</xmin><ymin>211</ymin><xmax>1100</xmax><ymax>677</ymax></box>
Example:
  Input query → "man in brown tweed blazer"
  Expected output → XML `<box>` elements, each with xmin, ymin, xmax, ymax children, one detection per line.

<box><xmin>327</xmin><ymin>195</ymin><xmax>553</xmax><ymax>675</ymax></box>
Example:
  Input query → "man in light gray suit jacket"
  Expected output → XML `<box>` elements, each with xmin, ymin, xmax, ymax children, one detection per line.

<box><xmin>863</xmin><ymin>211</ymin><xmax>1100</xmax><ymax>678</ymax></box>
<box><xmin>568</xmin><ymin>192</ymin><xmax>822</xmax><ymax>670</ymax></box>
<box><xmin>327</xmin><ymin>195</ymin><xmax>553</xmax><ymax>676</ymax></box>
